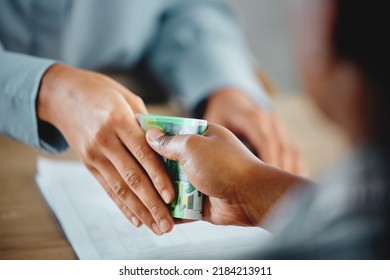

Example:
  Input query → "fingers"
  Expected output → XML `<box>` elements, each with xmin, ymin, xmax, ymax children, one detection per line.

<box><xmin>235</xmin><ymin>111</ymin><xmax>278</xmax><ymax>164</ymax></box>
<box><xmin>85</xmin><ymin>165</ymin><xmax>142</xmax><ymax>228</ymax></box>
<box><xmin>53</xmin><ymin>68</ymin><xmax>176</xmax><ymax>235</ymax></box>
<box><xmin>83</xmin><ymin>122</ymin><xmax>175</xmax><ymax>234</ymax></box>
<box><xmin>234</xmin><ymin>110</ymin><xmax>307</xmax><ymax>175</ymax></box>
<box><xmin>87</xmin><ymin>152</ymin><xmax>174</xmax><ymax>235</ymax></box>
<box><xmin>101</xmin><ymin>94</ymin><xmax>175</xmax><ymax>206</ymax></box>
<box><xmin>114</xmin><ymin>120</ymin><xmax>175</xmax><ymax>202</ymax></box>
<box><xmin>145</xmin><ymin>123</ymin><xmax>228</xmax><ymax>160</ymax></box>
<box><xmin>173</xmin><ymin>218</ymin><xmax>196</xmax><ymax>225</ymax></box>
<box><xmin>145</xmin><ymin>128</ymin><xmax>190</xmax><ymax>162</ymax></box>
<box><xmin>123</xmin><ymin>94</ymin><xmax>148</xmax><ymax>115</ymax></box>
<box><xmin>103</xmin><ymin>135</ymin><xmax>174</xmax><ymax>233</ymax></box>
<box><xmin>102</xmin><ymin>92</ymin><xmax>175</xmax><ymax>234</ymax></box>
<box><xmin>269</xmin><ymin>116</ymin><xmax>308</xmax><ymax>176</ymax></box>
<box><xmin>106</xmin><ymin>77</ymin><xmax>148</xmax><ymax>115</ymax></box>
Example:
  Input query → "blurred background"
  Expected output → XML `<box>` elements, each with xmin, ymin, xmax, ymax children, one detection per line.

<box><xmin>226</xmin><ymin>0</ymin><xmax>298</xmax><ymax>93</ymax></box>
<box><xmin>223</xmin><ymin>0</ymin><xmax>348</xmax><ymax>176</ymax></box>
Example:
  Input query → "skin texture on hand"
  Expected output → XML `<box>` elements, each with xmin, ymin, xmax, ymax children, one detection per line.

<box><xmin>37</xmin><ymin>64</ymin><xmax>174</xmax><ymax>235</ymax></box>
<box><xmin>146</xmin><ymin>124</ymin><xmax>304</xmax><ymax>227</ymax></box>
<box><xmin>204</xmin><ymin>88</ymin><xmax>308</xmax><ymax>176</ymax></box>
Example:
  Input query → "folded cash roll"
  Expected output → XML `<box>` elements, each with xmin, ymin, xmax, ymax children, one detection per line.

<box><xmin>137</xmin><ymin>114</ymin><xmax>208</xmax><ymax>220</ymax></box>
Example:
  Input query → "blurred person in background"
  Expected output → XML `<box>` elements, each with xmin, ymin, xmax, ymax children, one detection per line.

<box><xmin>0</xmin><ymin>0</ymin><xmax>304</xmax><ymax>235</ymax></box>
<box><xmin>146</xmin><ymin>0</ymin><xmax>390</xmax><ymax>258</ymax></box>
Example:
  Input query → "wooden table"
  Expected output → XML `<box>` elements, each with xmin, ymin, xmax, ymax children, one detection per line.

<box><xmin>0</xmin><ymin>96</ymin><xmax>348</xmax><ymax>259</ymax></box>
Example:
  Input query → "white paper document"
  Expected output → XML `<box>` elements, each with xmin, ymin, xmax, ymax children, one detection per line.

<box><xmin>36</xmin><ymin>157</ymin><xmax>272</xmax><ymax>259</ymax></box>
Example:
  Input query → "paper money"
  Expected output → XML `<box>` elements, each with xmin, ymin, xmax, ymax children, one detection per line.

<box><xmin>137</xmin><ymin>114</ymin><xmax>207</xmax><ymax>220</ymax></box>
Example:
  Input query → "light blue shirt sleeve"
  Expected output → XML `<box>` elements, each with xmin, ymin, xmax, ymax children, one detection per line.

<box><xmin>148</xmin><ymin>0</ymin><xmax>272</xmax><ymax>113</ymax></box>
<box><xmin>0</xmin><ymin>49</ymin><xmax>68</xmax><ymax>153</ymax></box>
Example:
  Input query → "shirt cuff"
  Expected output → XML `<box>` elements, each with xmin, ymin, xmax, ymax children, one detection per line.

<box><xmin>0</xmin><ymin>51</ymin><xmax>68</xmax><ymax>153</ymax></box>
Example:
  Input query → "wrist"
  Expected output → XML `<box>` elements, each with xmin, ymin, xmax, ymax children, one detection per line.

<box><xmin>194</xmin><ymin>88</ymin><xmax>240</xmax><ymax>118</ymax></box>
<box><xmin>203</xmin><ymin>87</ymin><xmax>257</xmax><ymax>125</ymax></box>
<box><xmin>37</xmin><ymin>64</ymin><xmax>80</xmax><ymax>130</ymax></box>
<box><xmin>38</xmin><ymin>64</ymin><xmax>64</xmax><ymax>124</ymax></box>
<box><xmin>206</xmin><ymin>88</ymin><xmax>251</xmax><ymax>110</ymax></box>
<box><xmin>238</xmin><ymin>161</ymin><xmax>305</xmax><ymax>226</ymax></box>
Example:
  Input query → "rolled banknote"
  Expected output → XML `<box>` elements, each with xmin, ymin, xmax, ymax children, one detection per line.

<box><xmin>136</xmin><ymin>114</ymin><xmax>208</xmax><ymax>220</ymax></box>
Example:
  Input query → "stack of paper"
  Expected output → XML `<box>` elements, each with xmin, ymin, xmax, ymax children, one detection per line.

<box><xmin>36</xmin><ymin>157</ymin><xmax>272</xmax><ymax>259</ymax></box>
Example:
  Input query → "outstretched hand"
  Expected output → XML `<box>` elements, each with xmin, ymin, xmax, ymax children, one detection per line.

<box><xmin>146</xmin><ymin>124</ymin><xmax>303</xmax><ymax>227</ymax></box>
<box><xmin>38</xmin><ymin>64</ymin><xmax>175</xmax><ymax>235</ymax></box>
<box><xmin>204</xmin><ymin>89</ymin><xmax>307</xmax><ymax>176</ymax></box>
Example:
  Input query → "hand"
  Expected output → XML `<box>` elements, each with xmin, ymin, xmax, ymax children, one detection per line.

<box><xmin>204</xmin><ymin>88</ymin><xmax>307</xmax><ymax>176</ymax></box>
<box><xmin>38</xmin><ymin>64</ymin><xmax>174</xmax><ymax>235</ymax></box>
<box><xmin>146</xmin><ymin>124</ymin><xmax>303</xmax><ymax>227</ymax></box>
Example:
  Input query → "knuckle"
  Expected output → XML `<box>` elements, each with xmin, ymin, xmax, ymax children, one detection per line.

<box><xmin>289</xmin><ymin>146</ymin><xmax>300</xmax><ymax>159</ymax></box>
<box><xmin>138</xmin><ymin>210</ymin><xmax>148</xmax><ymax>220</ymax></box>
<box><xmin>178</xmin><ymin>135</ymin><xmax>198</xmax><ymax>164</ymax></box>
<box><xmin>258</xmin><ymin>132</ymin><xmax>271</xmax><ymax>144</ymax></box>
<box><xmin>133</xmin><ymin>144</ymin><xmax>151</xmax><ymax>162</ymax></box>
<box><xmin>109</xmin><ymin>110</ymin><xmax>126</xmax><ymax>126</ymax></box>
<box><xmin>82</xmin><ymin>145</ymin><xmax>98</xmax><ymax>163</ymax></box>
<box><xmin>133</xmin><ymin>95</ymin><xmax>144</xmax><ymax>107</ymax></box>
<box><xmin>244</xmin><ymin>107</ymin><xmax>261</xmax><ymax>119</ymax></box>
<box><xmin>150</xmin><ymin>173</ymin><xmax>165</xmax><ymax>189</ymax></box>
<box><xmin>95</xmin><ymin>71</ymin><xmax>111</xmax><ymax>82</ymax></box>
<box><xmin>182</xmin><ymin>135</ymin><xmax>197</xmax><ymax>151</ymax></box>
<box><xmin>89</xmin><ymin>121</ymin><xmax>111</xmax><ymax>147</ymax></box>
<box><xmin>101</xmin><ymin>108</ymin><xmax>116</xmax><ymax>126</ymax></box>
<box><xmin>277</xmin><ymin>144</ymin><xmax>287</xmax><ymax>157</ymax></box>
<box><xmin>124</xmin><ymin>171</ymin><xmax>143</xmax><ymax>191</ymax></box>
<box><xmin>120</xmin><ymin>205</ymin><xmax>133</xmax><ymax>218</ymax></box>
<box><xmin>158</xmin><ymin>135</ymin><xmax>174</xmax><ymax>151</ymax></box>
<box><xmin>113</xmin><ymin>182</ymin><xmax>129</xmax><ymax>200</ymax></box>
<box><xmin>279</xmin><ymin>141</ymin><xmax>293</xmax><ymax>154</ymax></box>
<box><xmin>120</xmin><ymin>204</ymin><xmax>128</xmax><ymax>212</ymax></box>
<box><xmin>83</xmin><ymin>161</ymin><xmax>94</xmax><ymax>172</ymax></box>
<box><xmin>149</xmin><ymin>204</ymin><xmax>160</xmax><ymax>216</ymax></box>
<box><xmin>106</xmin><ymin>189</ymin><xmax>116</xmax><ymax>200</ymax></box>
<box><xmin>260</xmin><ymin>121</ymin><xmax>274</xmax><ymax>134</ymax></box>
<box><xmin>95</xmin><ymin>130</ymin><xmax>109</xmax><ymax>146</ymax></box>
<box><xmin>259</xmin><ymin>126</ymin><xmax>273</xmax><ymax>137</ymax></box>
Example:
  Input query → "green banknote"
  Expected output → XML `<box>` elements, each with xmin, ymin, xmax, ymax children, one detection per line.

<box><xmin>136</xmin><ymin>114</ymin><xmax>207</xmax><ymax>220</ymax></box>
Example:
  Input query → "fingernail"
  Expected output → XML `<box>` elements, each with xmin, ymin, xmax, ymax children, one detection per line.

<box><xmin>159</xmin><ymin>218</ymin><xmax>171</xmax><ymax>233</ymax></box>
<box><xmin>152</xmin><ymin>223</ymin><xmax>163</xmax><ymax>236</ymax></box>
<box><xmin>162</xmin><ymin>190</ymin><xmax>172</xmax><ymax>204</ymax></box>
<box><xmin>131</xmin><ymin>216</ymin><xmax>140</xmax><ymax>227</ymax></box>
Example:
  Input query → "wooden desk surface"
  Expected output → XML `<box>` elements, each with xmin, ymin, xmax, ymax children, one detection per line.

<box><xmin>0</xmin><ymin>96</ymin><xmax>348</xmax><ymax>259</ymax></box>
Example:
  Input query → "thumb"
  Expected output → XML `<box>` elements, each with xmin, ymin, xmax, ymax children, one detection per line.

<box><xmin>146</xmin><ymin>128</ymin><xmax>186</xmax><ymax>161</ymax></box>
